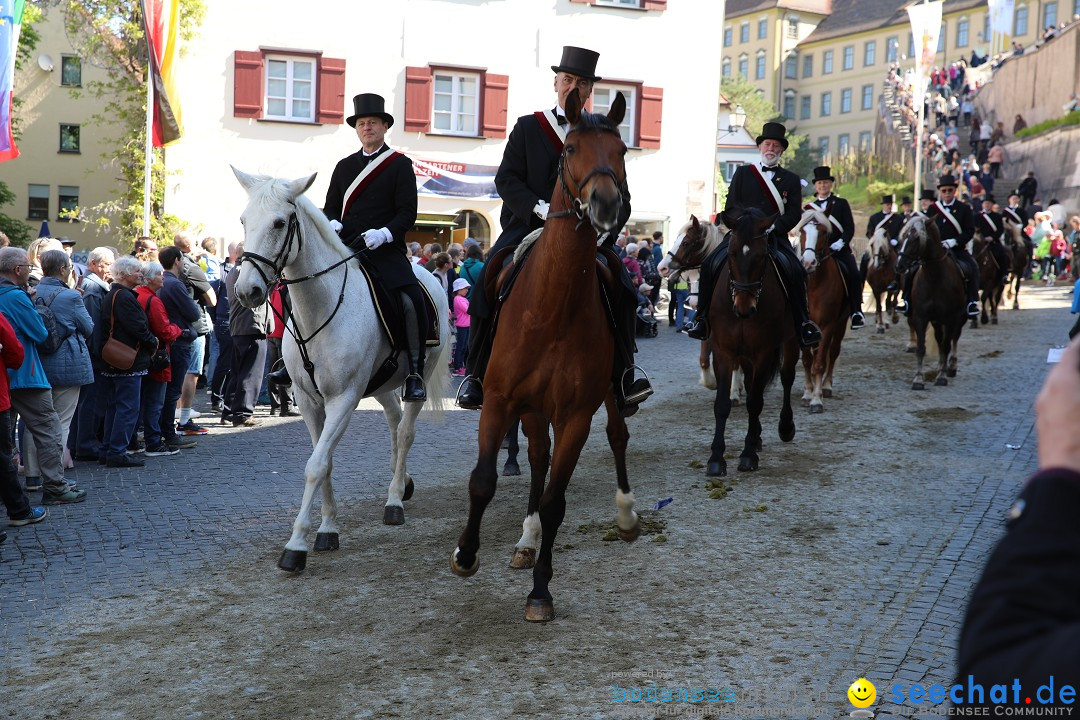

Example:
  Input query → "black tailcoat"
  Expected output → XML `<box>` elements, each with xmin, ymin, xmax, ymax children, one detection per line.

<box><xmin>975</xmin><ymin>210</ymin><xmax>1005</xmax><ymax>241</ymax></box>
<box><xmin>867</xmin><ymin>210</ymin><xmax>905</xmax><ymax>240</ymax></box>
<box><xmin>927</xmin><ymin>200</ymin><xmax>975</xmax><ymax>245</ymax></box>
<box><xmin>807</xmin><ymin>194</ymin><xmax>855</xmax><ymax>247</ymax></box>
<box><xmin>323</xmin><ymin>145</ymin><xmax>418</xmax><ymax>290</ymax></box>
<box><xmin>725</xmin><ymin>164</ymin><xmax>802</xmax><ymax>238</ymax></box>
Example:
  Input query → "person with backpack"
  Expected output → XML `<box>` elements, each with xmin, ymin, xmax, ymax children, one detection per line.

<box><xmin>457</xmin><ymin>243</ymin><xmax>484</xmax><ymax>301</ymax></box>
<box><xmin>21</xmin><ymin>250</ymin><xmax>94</xmax><ymax>489</ymax></box>
<box><xmin>0</xmin><ymin>247</ymin><xmax>85</xmax><ymax>504</ymax></box>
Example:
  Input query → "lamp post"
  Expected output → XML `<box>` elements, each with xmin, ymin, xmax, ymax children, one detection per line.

<box><xmin>732</xmin><ymin>104</ymin><xmax>746</xmax><ymax>130</ymax></box>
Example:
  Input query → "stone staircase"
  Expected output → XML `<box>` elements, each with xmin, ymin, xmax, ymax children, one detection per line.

<box><xmin>882</xmin><ymin>81</ymin><xmax>913</xmax><ymax>145</ymax></box>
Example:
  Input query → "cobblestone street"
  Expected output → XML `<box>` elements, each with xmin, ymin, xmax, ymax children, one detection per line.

<box><xmin>1</xmin><ymin>284</ymin><xmax>1073</xmax><ymax>720</ymax></box>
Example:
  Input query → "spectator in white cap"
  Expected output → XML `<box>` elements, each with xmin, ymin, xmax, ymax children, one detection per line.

<box><xmin>452</xmin><ymin>277</ymin><xmax>471</xmax><ymax>375</ymax></box>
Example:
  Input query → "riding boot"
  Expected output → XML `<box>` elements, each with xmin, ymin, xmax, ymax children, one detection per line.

<box><xmin>899</xmin><ymin>269</ymin><xmax>916</xmax><ymax>315</ymax></box>
<box><xmin>960</xmin><ymin>253</ymin><xmax>980</xmax><ymax>317</ymax></box>
<box><xmin>400</xmin><ymin>291</ymin><xmax>427</xmax><ymax>403</ymax></box>
<box><xmin>456</xmin><ymin>313</ymin><xmax>491</xmax><ymax>410</ymax></box>
<box><xmin>267</xmin><ymin>364</ymin><xmax>292</xmax><ymax>386</ymax></box>
<box><xmin>789</xmin><ymin>269</ymin><xmax>822</xmax><ymax>347</ymax></box>
<box><xmin>614</xmin><ymin>284</ymin><xmax>653</xmax><ymax>415</ymax></box>
<box><xmin>685</xmin><ymin>242</ymin><xmax>728</xmax><ymax>340</ymax></box>
<box><xmin>840</xmin><ymin>251</ymin><xmax>865</xmax><ymax>329</ymax></box>
<box><xmin>858</xmin><ymin>251</ymin><xmax>870</xmax><ymax>284</ymax></box>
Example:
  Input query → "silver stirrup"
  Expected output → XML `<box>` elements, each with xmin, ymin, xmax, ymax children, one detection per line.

<box><xmin>454</xmin><ymin>374</ymin><xmax>483</xmax><ymax>409</ymax></box>
<box><xmin>620</xmin><ymin>365</ymin><xmax>654</xmax><ymax>405</ymax></box>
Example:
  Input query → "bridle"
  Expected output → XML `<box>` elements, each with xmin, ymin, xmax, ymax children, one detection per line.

<box><xmin>546</xmin><ymin>125</ymin><xmax>626</xmax><ymax>232</ymax></box>
<box><xmin>729</xmin><ymin>230</ymin><xmax>770</xmax><ymax>305</ymax></box>
<box><xmin>240</xmin><ymin>203</ymin><xmax>366</xmax><ymax>396</ymax></box>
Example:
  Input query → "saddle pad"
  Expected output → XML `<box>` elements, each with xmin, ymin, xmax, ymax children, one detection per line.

<box><xmin>356</xmin><ymin>262</ymin><xmax>441</xmax><ymax>349</ymax></box>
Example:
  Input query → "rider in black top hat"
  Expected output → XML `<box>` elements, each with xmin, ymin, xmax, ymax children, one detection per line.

<box><xmin>456</xmin><ymin>45</ymin><xmax>652</xmax><ymax>414</ymax></box>
<box><xmin>686</xmin><ymin>121</ymin><xmax>822</xmax><ymax>347</ymax></box>
<box><xmin>861</xmin><ymin>193</ymin><xmax>905</xmax><ymax>289</ymax></box>
<box><xmin>267</xmin><ymin>92</ymin><xmax>429</xmax><ymax>402</ymax></box>
<box><xmin>974</xmin><ymin>194</ymin><xmax>1011</xmax><ymax>287</ymax></box>
<box><xmin>805</xmin><ymin>166</ymin><xmax>863</xmax><ymax>329</ymax></box>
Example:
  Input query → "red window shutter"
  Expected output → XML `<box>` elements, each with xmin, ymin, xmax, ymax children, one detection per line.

<box><xmin>316</xmin><ymin>57</ymin><xmax>346</xmax><ymax>124</ymax></box>
<box><xmin>404</xmin><ymin>66</ymin><xmax>433</xmax><ymax>133</ymax></box>
<box><xmin>569</xmin><ymin>0</ymin><xmax>596</xmax><ymax>3</ymax></box>
<box><xmin>643</xmin><ymin>0</ymin><xmax>667</xmax><ymax>10</ymax></box>
<box><xmin>638</xmin><ymin>86</ymin><xmax>663</xmax><ymax>148</ymax></box>
<box><xmin>481</xmin><ymin>73</ymin><xmax>509</xmax><ymax>138</ymax></box>
<box><xmin>233</xmin><ymin>51</ymin><xmax>264</xmax><ymax>119</ymax></box>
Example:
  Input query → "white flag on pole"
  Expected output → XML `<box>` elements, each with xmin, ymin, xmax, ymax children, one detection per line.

<box><xmin>907</xmin><ymin>1</ymin><xmax>944</xmax><ymax>109</ymax></box>
<box><xmin>988</xmin><ymin>0</ymin><xmax>1015</xmax><ymax>38</ymax></box>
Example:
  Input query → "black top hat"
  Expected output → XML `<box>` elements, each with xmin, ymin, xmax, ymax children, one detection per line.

<box><xmin>551</xmin><ymin>46</ymin><xmax>602</xmax><ymax>82</ymax></box>
<box><xmin>937</xmin><ymin>174</ymin><xmax>959</xmax><ymax>188</ymax></box>
<box><xmin>901</xmin><ymin>196</ymin><xmax>912</xmax><ymax>205</ymax></box>
<box><xmin>920</xmin><ymin>189</ymin><xmax>937</xmax><ymax>201</ymax></box>
<box><xmin>755</xmin><ymin>121</ymin><xmax>789</xmax><ymax>150</ymax></box>
<box><xmin>811</xmin><ymin>166</ymin><xmax>835</xmax><ymax>183</ymax></box>
<box><xmin>881</xmin><ymin>194</ymin><xmax>894</xmax><ymax>204</ymax></box>
<box><xmin>59</xmin><ymin>237</ymin><xmax>76</xmax><ymax>246</ymax></box>
<box><xmin>983</xmin><ymin>194</ymin><xmax>996</xmax><ymax>203</ymax></box>
<box><xmin>346</xmin><ymin>93</ymin><xmax>394</xmax><ymax>128</ymax></box>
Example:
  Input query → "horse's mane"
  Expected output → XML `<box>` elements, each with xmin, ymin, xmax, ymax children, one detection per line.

<box><xmin>792</xmin><ymin>208</ymin><xmax>832</xmax><ymax>238</ymax></box>
<box><xmin>675</xmin><ymin>218</ymin><xmax>722</xmax><ymax>249</ymax></box>
<box><xmin>247</xmin><ymin>175</ymin><xmax>353</xmax><ymax>263</ymax></box>
<box><xmin>868</xmin><ymin>226</ymin><xmax>889</xmax><ymax>253</ymax></box>
<box><xmin>570</xmin><ymin>109</ymin><xmax>622</xmax><ymax>136</ymax></box>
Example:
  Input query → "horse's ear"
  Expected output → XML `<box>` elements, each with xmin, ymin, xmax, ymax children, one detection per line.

<box><xmin>286</xmin><ymin>173</ymin><xmax>318</xmax><ymax>199</ymax></box>
<box><xmin>608</xmin><ymin>91</ymin><xmax>626</xmax><ymax>127</ymax></box>
<box><xmin>565</xmin><ymin>88</ymin><xmax>582</xmax><ymax>125</ymax></box>
<box><xmin>231</xmin><ymin>166</ymin><xmax>262</xmax><ymax>195</ymax></box>
<box><xmin>690</xmin><ymin>215</ymin><xmax>700</xmax><ymax>233</ymax></box>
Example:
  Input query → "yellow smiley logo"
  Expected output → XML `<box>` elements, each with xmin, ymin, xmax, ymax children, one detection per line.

<box><xmin>848</xmin><ymin>678</ymin><xmax>877</xmax><ymax>709</ymax></box>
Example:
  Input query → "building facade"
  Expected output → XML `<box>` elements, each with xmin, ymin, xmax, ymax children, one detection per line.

<box><xmin>723</xmin><ymin>0</ymin><xmax>1076</xmax><ymax>162</ymax></box>
<box><xmin>165</xmin><ymin>0</ymin><xmax>722</xmax><ymax>249</ymax></box>
<box><xmin>2</xmin><ymin>6</ymin><xmax>127</xmax><ymax>248</ymax></box>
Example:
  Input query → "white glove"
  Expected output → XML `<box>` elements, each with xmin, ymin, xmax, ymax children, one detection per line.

<box><xmin>829</xmin><ymin>240</ymin><xmax>845</xmax><ymax>252</ymax></box>
<box><xmin>943</xmin><ymin>238</ymin><xmax>958</xmax><ymax>249</ymax></box>
<box><xmin>890</xmin><ymin>239</ymin><xmax>898</xmax><ymax>246</ymax></box>
<box><xmin>533</xmin><ymin>200</ymin><xmax>550</xmax><ymax>221</ymax></box>
<box><xmin>329</xmin><ymin>219</ymin><xmax>343</xmax><ymax>233</ymax></box>
<box><xmin>363</xmin><ymin>227</ymin><xmax>392</xmax><ymax>250</ymax></box>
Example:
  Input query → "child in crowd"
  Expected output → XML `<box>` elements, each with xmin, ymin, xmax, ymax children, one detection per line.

<box><xmin>451</xmin><ymin>278</ymin><xmax>470</xmax><ymax>375</ymax></box>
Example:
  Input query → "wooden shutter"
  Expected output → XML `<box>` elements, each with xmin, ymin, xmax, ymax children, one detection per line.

<box><xmin>638</xmin><ymin>85</ymin><xmax>663</xmax><ymax>148</ymax></box>
<box><xmin>643</xmin><ymin>0</ymin><xmax>667</xmax><ymax>10</ymax></box>
<box><xmin>233</xmin><ymin>51</ymin><xmax>263</xmax><ymax>119</ymax></box>
<box><xmin>316</xmin><ymin>57</ymin><xmax>346</xmax><ymax>124</ymax></box>
<box><xmin>481</xmin><ymin>73</ymin><xmax>509</xmax><ymax>138</ymax></box>
<box><xmin>404</xmin><ymin>66</ymin><xmax>433</xmax><ymax>133</ymax></box>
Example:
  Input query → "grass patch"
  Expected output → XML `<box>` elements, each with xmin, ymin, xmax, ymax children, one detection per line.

<box><xmin>1016</xmin><ymin>110</ymin><xmax>1080</xmax><ymax>138</ymax></box>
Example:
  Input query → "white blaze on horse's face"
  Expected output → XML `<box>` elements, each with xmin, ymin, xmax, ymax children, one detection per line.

<box><xmin>802</xmin><ymin>223</ymin><xmax>819</xmax><ymax>270</ymax></box>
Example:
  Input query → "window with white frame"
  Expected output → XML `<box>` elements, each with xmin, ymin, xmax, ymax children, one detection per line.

<box><xmin>886</xmin><ymin>36</ymin><xmax>899</xmax><ymax>62</ymax></box>
<box><xmin>720</xmin><ymin>162</ymin><xmax>743</xmax><ymax>182</ymax></box>
<box><xmin>800</xmin><ymin>95</ymin><xmax>811</xmax><ymax>119</ymax></box>
<box><xmin>1044</xmin><ymin>1</ymin><xmax>1058</xmax><ymax>28</ymax></box>
<box><xmin>938</xmin><ymin>24</ymin><xmax>946</xmax><ymax>51</ymax></box>
<box><xmin>823</xmin><ymin>50</ymin><xmax>834</xmax><ymax>73</ymax></box>
<box><xmin>840</xmin><ymin>88</ymin><xmax>852</xmax><ymax>113</ymax></box>
<box><xmin>908</xmin><ymin>32</ymin><xmax>915</xmax><ymax>57</ymax></box>
<box><xmin>264</xmin><ymin>55</ymin><xmax>315</xmax><ymax>122</ymax></box>
<box><xmin>818</xmin><ymin>136</ymin><xmax>830</xmax><ymax>156</ymax></box>
<box><xmin>787</xmin><ymin>16</ymin><xmax>799</xmax><ymax>38</ymax></box>
<box><xmin>858</xmin><ymin>131</ymin><xmax>872</xmax><ymax>152</ymax></box>
<box><xmin>1016</xmin><ymin>5</ymin><xmax>1028</xmax><ymax>36</ymax></box>
<box><xmin>740</xmin><ymin>21</ymin><xmax>750</xmax><ymax>42</ymax></box>
<box><xmin>758</xmin><ymin>18</ymin><xmax>768</xmax><ymax>39</ymax></box>
<box><xmin>60</xmin><ymin>55</ymin><xmax>81</xmax><ymax>87</ymax></box>
<box><xmin>842</xmin><ymin>45</ymin><xmax>854</xmax><ymax>70</ymax></box>
<box><xmin>838</xmin><ymin>133</ymin><xmax>850</xmax><ymax>156</ymax></box>
<box><xmin>722</xmin><ymin>57</ymin><xmax>731</xmax><ymax>77</ymax></box>
<box><xmin>738</xmin><ymin>53</ymin><xmax>749</xmax><ymax>78</ymax></box>
<box><xmin>864</xmin><ymin>40</ymin><xmax>876</xmax><ymax>66</ymax></box>
<box><xmin>724</xmin><ymin>26</ymin><xmax>732</xmax><ymax>46</ymax></box>
<box><xmin>862</xmin><ymin>84</ymin><xmax>874</xmax><ymax>110</ymax></box>
<box><xmin>783</xmin><ymin>91</ymin><xmax>795</xmax><ymax>120</ymax></box>
<box><xmin>432</xmin><ymin>71</ymin><xmax>479</xmax><ymax>136</ymax></box>
<box><xmin>58</xmin><ymin>186</ymin><xmax>80</xmax><ymax>221</ymax></box>
<box><xmin>803</xmin><ymin>54</ymin><xmax>813</xmax><ymax>77</ymax></box>
<box><xmin>983</xmin><ymin>13</ymin><xmax>991</xmax><ymax>42</ymax></box>
<box><xmin>785</xmin><ymin>52</ymin><xmax>798</xmax><ymax>79</ymax></box>
<box><xmin>593</xmin><ymin>85</ymin><xmax>636</xmax><ymax>145</ymax></box>
<box><xmin>27</xmin><ymin>184</ymin><xmax>49</xmax><ymax>220</ymax></box>
<box><xmin>755</xmin><ymin>50</ymin><xmax>766</xmax><ymax>79</ymax></box>
<box><xmin>957</xmin><ymin>16</ymin><xmax>970</xmax><ymax>47</ymax></box>
<box><xmin>821</xmin><ymin>91</ymin><xmax>832</xmax><ymax>116</ymax></box>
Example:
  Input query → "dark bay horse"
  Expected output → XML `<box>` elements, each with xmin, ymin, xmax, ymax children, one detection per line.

<box><xmin>896</xmin><ymin>215</ymin><xmax>967</xmax><ymax>390</ymax></box>
<box><xmin>450</xmin><ymin>91</ymin><xmax>640</xmax><ymax>622</ymax></box>
<box><xmin>795</xmin><ymin>209</ymin><xmax>847</xmax><ymax>413</ymax></box>
<box><xmin>669</xmin><ymin>212</ymin><xmax>798</xmax><ymax>477</ymax></box>
<box><xmin>1002</xmin><ymin>216</ymin><xmax>1028</xmax><ymax>309</ymax></box>
<box><xmin>864</xmin><ymin>227</ymin><xmax>900</xmax><ymax>333</ymax></box>
<box><xmin>974</xmin><ymin>234</ymin><xmax>1005</xmax><ymax>325</ymax></box>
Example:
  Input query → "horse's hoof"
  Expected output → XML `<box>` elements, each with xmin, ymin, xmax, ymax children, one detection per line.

<box><xmin>822</xmin><ymin>388</ymin><xmax>833</xmax><ymax>398</ymax></box>
<box><xmin>981</xmin><ymin>315</ymin><xmax>989</xmax><ymax>325</ymax></box>
<box><xmin>753</xmin><ymin>437</ymin><xmax>763</xmax><ymax>452</ymax></box>
<box><xmin>450</xmin><ymin>548</ymin><xmax>479</xmax><ymax>577</ymax></box>
<box><xmin>502</xmin><ymin>461</ymin><xmax>521</xmax><ymax>477</ymax></box>
<box><xmin>738</xmin><ymin>455</ymin><xmax>759</xmax><ymax>472</ymax></box>
<box><xmin>1013</xmin><ymin>302</ymin><xmax>1020</xmax><ymax>310</ymax></box>
<box><xmin>313</xmin><ymin>532</ymin><xmax>339</xmax><ymax>552</ymax></box>
<box><xmin>779</xmin><ymin>422</ymin><xmax>796</xmax><ymax>443</ymax></box>
<box><xmin>946</xmin><ymin>368</ymin><xmax>957</xmax><ymax>378</ymax></box>
<box><xmin>402</xmin><ymin>477</ymin><xmax>414</xmax><ymax>502</ymax></box>
<box><xmin>934</xmin><ymin>377</ymin><xmax>948</xmax><ymax>386</ymax></box>
<box><xmin>991</xmin><ymin>317</ymin><xmax>998</xmax><ymax>325</ymax></box>
<box><xmin>912</xmin><ymin>382</ymin><xmax>925</xmax><ymax>391</ymax></box>
<box><xmin>509</xmin><ymin>547</ymin><xmax>536</xmax><ymax>569</ymax></box>
<box><xmin>905</xmin><ymin>346</ymin><xmax>917</xmax><ymax>353</ymax></box>
<box><xmin>501</xmin><ymin>436</ymin><xmax>510</xmax><ymax>450</ymax></box>
<box><xmin>706</xmin><ymin>460</ymin><xmax>727</xmax><ymax>477</ymax></box>
<box><xmin>809</xmin><ymin>403</ymin><xmax>824</xmax><ymax>414</ymax></box>
<box><xmin>730</xmin><ymin>398</ymin><xmax>740</xmax><ymax>407</ymax></box>
<box><xmin>616</xmin><ymin>518</ymin><xmax>641</xmax><ymax>543</ymax></box>
<box><xmin>877</xmin><ymin>327</ymin><xmax>885</xmax><ymax>334</ymax></box>
<box><xmin>278</xmin><ymin>549</ymin><xmax>307</xmax><ymax>572</ymax></box>
<box><xmin>383</xmin><ymin>505</ymin><xmax>405</xmax><ymax>526</ymax></box>
<box><xmin>524</xmin><ymin>597</ymin><xmax>555</xmax><ymax>623</ymax></box>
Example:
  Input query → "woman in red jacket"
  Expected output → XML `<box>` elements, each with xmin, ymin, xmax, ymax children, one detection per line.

<box><xmin>0</xmin><ymin>311</ymin><xmax>47</xmax><ymax>529</ymax></box>
<box><xmin>136</xmin><ymin>262</ymin><xmax>193</xmax><ymax>456</ymax></box>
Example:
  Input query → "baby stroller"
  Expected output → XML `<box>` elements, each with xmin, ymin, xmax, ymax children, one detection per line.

<box><xmin>635</xmin><ymin>300</ymin><xmax>659</xmax><ymax>338</ymax></box>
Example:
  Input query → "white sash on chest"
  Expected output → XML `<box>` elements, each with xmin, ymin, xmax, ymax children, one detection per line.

<box><xmin>935</xmin><ymin>201</ymin><xmax>963</xmax><ymax>237</ymax></box>
<box><xmin>341</xmin><ymin>149</ymin><xmax>399</xmax><ymax>207</ymax></box>
<box><xmin>751</xmin><ymin>165</ymin><xmax>785</xmax><ymax>214</ymax></box>
<box><xmin>874</xmin><ymin>212</ymin><xmax>894</xmax><ymax>234</ymax></box>
<box><xmin>806</xmin><ymin>199</ymin><xmax>845</xmax><ymax>234</ymax></box>
<box><xmin>541</xmin><ymin>109</ymin><xmax>567</xmax><ymax>144</ymax></box>
<box><xmin>981</xmin><ymin>212</ymin><xmax>998</xmax><ymax>233</ymax></box>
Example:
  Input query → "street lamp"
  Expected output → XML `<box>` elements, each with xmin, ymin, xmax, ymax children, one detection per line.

<box><xmin>731</xmin><ymin>104</ymin><xmax>746</xmax><ymax>130</ymax></box>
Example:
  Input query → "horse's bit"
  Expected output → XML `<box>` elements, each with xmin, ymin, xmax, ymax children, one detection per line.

<box><xmin>729</xmin><ymin>231</ymin><xmax>769</xmax><ymax>305</ymax></box>
<box><xmin>546</xmin><ymin>127</ymin><xmax>626</xmax><ymax>232</ymax></box>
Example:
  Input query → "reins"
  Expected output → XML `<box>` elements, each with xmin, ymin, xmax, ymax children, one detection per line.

<box><xmin>729</xmin><ymin>231</ymin><xmax>769</xmax><ymax>305</ymax></box>
<box><xmin>546</xmin><ymin>126</ymin><xmax>625</xmax><ymax>232</ymax></box>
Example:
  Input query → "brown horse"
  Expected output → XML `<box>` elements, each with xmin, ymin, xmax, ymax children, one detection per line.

<box><xmin>974</xmin><ymin>234</ymin><xmax>1005</xmax><ymax>325</ymax></box>
<box><xmin>896</xmin><ymin>215</ymin><xmax>967</xmax><ymax>390</ymax></box>
<box><xmin>449</xmin><ymin>91</ymin><xmax>640</xmax><ymax>623</ymax></box>
<box><xmin>669</xmin><ymin>211</ymin><xmax>798</xmax><ymax>477</ymax></box>
<box><xmin>1002</xmin><ymin>216</ymin><xmax>1029</xmax><ymax>309</ymax></box>
<box><xmin>864</xmin><ymin>227</ymin><xmax>900</xmax><ymax>333</ymax></box>
<box><xmin>795</xmin><ymin>209</ymin><xmax>848</xmax><ymax>413</ymax></box>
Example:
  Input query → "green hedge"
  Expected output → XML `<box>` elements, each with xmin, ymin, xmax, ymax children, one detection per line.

<box><xmin>1016</xmin><ymin>109</ymin><xmax>1080</xmax><ymax>138</ymax></box>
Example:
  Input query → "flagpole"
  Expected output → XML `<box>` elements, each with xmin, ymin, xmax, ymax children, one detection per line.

<box><xmin>143</xmin><ymin>34</ymin><xmax>153</xmax><ymax>237</ymax></box>
<box><xmin>913</xmin><ymin>0</ymin><xmax>929</xmax><ymax>205</ymax></box>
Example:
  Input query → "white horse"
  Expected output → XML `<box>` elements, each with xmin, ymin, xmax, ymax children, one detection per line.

<box><xmin>231</xmin><ymin>168</ymin><xmax>451</xmax><ymax>572</ymax></box>
<box><xmin>658</xmin><ymin>220</ymin><xmax>744</xmax><ymax>404</ymax></box>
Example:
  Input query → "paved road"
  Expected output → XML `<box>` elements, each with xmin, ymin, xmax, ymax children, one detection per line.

<box><xmin>0</xmin><ymin>283</ymin><xmax>1073</xmax><ymax>719</ymax></box>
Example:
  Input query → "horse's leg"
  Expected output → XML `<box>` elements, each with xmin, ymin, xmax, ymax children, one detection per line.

<box><xmin>699</xmin><ymin>341</ymin><xmax>717</xmax><ymax>390</ymax></box>
<box><xmin>604</xmin><ymin>391</ymin><xmax>640</xmax><ymax>541</ymax></box>
<box><xmin>809</xmin><ymin>328</ymin><xmax>826</xmax><ymax>413</ymax></box>
<box><xmin>933</xmin><ymin>322</ymin><xmax>949</xmax><ymax>386</ymax></box>
<box><xmin>738</xmin><ymin>366</ymin><xmax>768</xmax><ymax>472</ymax></box>
<box><xmin>376</xmin><ymin>390</ymin><xmax>422</xmax><ymax>525</ymax></box>
<box><xmin>502</xmin><ymin>418</ymin><xmax>522</xmax><ymax>476</ymax></box>
<box><xmin>280</xmin><ymin>390</ymin><xmax>357</xmax><ymax>572</ymax></box>
<box><xmin>906</xmin><ymin>321</ymin><xmax>917</xmax><ymax>353</ymax></box>
<box><xmin>888</xmin><ymin>287</ymin><xmax>899</xmax><ymax>325</ymax></box>
<box><xmin>526</xmin><ymin>414</ymin><xmax>592</xmax><ymax>623</ymax></box>
<box><xmin>451</xmin><ymin>402</ymin><xmax>513</xmax><ymax>578</ymax></box>
<box><xmin>911</xmin><ymin>317</ymin><xmax>927</xmax><ymax>390</ymax></box>
<box><xmin>708</xmin><ymin>356</ymin><xmax>733</xmax><ymax>477</ymax></box>
<box><xmin>1013</xmin><ymin>273</ymin><xmax>1021</xmax><ymax>309</ymax></box>
<box><xmin>800</xmin><ymin>346</ymin><xmax>814</xmax><ymax>403</ymax></box>
<box><xmin>875</xmin><ymin>289</ymin><xmax>886</xmax><ymax>333</ymax></box>
<box><xmin>823</xmin><ymin>323</ymin><xmax>841</xmax><ymax>399</ymax></box>
<box><xmin>729</xmin><ymin>369</ymin><xmax>742</xmax><ymax>406</ymax></box>
<box><xmin>778</xmin><ymin>338</ymin><xmax>797</xmax><ymax>443</ymax></box>
<box><xmin>511</xmin><ymin>412</ymin><xmax>550</xmax><ymax>569</ymax></box>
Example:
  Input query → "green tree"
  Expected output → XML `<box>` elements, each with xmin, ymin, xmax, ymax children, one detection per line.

<box><xmin>57</xmin><ymin>0</ymin><xmax>206</xmax><ymax>246</ymax></box>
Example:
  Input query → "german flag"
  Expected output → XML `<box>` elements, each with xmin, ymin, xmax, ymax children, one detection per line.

<box><xmin>142</xmin><ymin>0</ymin><xmax>182</xmax><ymax>147</ymax></box>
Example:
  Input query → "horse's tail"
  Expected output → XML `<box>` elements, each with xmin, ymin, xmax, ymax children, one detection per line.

<box><xmin>415</xmin><ymin>268</ymin><xmax>452</xmax><ymax>422</ymax></box>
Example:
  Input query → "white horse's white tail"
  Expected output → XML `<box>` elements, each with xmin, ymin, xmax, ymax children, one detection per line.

<box><xmin>421</xmin><ymin>315</ymin><xmax>452</xmax><ymax>420</ymax></box>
